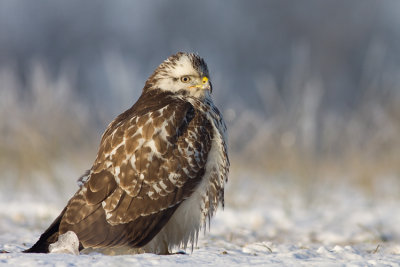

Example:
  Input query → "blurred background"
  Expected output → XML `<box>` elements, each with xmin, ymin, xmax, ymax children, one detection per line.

<box><xmin>0</xmin><ymin>0</ymin><xmax>399</xmax><ymax>203</ymax></box>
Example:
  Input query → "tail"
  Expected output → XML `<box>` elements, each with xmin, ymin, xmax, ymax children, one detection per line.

<box><xmin>23</xmin><ymin>207</ymin><xmax>67</xmax><ymax>253</ymax></box>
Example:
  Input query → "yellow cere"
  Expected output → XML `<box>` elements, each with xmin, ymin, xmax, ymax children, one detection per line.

<box><xmin>190</xmin><ymin>76</ymin><xmax>209</xmax><ymax>89</ymax></box>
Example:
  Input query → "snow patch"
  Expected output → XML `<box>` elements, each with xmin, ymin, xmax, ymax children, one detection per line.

<box><xmin>1</xmin><ymin>170</ymin><xmax>400</xmax><ymax>265</ymax></box>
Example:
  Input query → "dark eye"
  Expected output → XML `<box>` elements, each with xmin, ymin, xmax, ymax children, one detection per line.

<box><xmin>180</xmin><ymin>76</ymin><xmax>191</xmax><ymax>83</ymax></box>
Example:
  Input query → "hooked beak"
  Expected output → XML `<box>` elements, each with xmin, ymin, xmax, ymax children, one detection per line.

<box><xmin>190</xmin><ymin>76</ymin><xmax>211</xmax><ymax>90</ymax></box>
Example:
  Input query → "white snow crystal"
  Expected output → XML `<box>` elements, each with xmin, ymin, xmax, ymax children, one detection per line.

<box><xmin>48</xmin><ymin>231</ymin><xmax>80</xmax><ymax>255</ymax></box>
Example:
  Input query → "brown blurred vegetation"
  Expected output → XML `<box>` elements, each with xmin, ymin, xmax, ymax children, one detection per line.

<box><xmin>0</xmin><ymin>57</ymin><xmax>399</xmax><ymax>199</ymax></box>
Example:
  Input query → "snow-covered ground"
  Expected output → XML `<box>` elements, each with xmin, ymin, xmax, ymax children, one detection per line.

<box><xmin>1</xmin><ymin>169</ymin><xmax>400</xmax><ymax>266</ymax></box>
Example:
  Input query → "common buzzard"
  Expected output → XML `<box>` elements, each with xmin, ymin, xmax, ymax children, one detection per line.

<box><xmin>24</xmin><ymin>52</ymin><xmax>229</xmax><ymax>255</ymax></box>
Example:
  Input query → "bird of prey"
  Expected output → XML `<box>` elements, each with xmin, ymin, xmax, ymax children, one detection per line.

<box><xmin>24</xmin><ymin>52</ymin><xmax>229</xmax><ymax>255</ymax></box>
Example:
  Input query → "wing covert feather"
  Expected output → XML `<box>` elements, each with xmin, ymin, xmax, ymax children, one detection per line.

<box><xmin>59</xmin><ymin>91</ymin><xmax>214</xmax><ymax>248</ymax></box>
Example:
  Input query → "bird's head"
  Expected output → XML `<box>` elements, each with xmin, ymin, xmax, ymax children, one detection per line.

<box><xmin>144</xmin><ymin>52</ymin><xmax>212</xmax><ymax>99</ymax></box>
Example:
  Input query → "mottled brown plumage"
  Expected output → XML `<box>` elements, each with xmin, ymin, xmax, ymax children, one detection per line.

<box><xmin>25</xmin><ymin>52</ymin><xmax>229</xmax><ymax>254</ymax></box>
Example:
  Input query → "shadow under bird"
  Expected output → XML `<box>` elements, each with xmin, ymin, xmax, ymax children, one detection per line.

<box><xmin>24</xmin><ymin>52</ymin><xmax>229</xmax><ymax>255</ymax></box>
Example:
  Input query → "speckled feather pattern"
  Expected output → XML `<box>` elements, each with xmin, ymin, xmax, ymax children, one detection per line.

<box><xmin>26</xmin><ymin>52</ymin><xmax>229</xmax><ymax>254</ymax></box>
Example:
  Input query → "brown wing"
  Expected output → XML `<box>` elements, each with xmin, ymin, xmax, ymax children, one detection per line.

<box><xmin>58</xmin><ymin>90</ymin><xmax>214</xmax><ymax>248</ymax></box>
